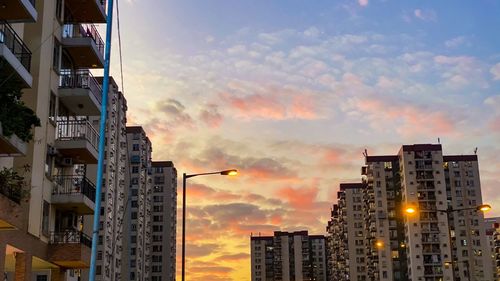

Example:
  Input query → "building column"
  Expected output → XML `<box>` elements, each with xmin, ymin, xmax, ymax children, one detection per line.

<box><xmin>14</xmin><ymin>252</ymin><xmax>32</xmax><ymax>281</ymax></box>
<box><xmin>50</xmin><ymin>268</ymin><xmax>66</xmax><ymax>281</ymax></box>
<box><xmin>0</xmin><ymin>242</ymin><xmax>5</xmax><ymax>279</ymax></box>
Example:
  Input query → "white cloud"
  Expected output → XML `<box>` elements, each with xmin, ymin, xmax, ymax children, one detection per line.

<box><xmin>205</xmin><ymin>35</ymin><xmax>215</xmax><ymax>43</ymax></box>
<box><xmin>445</xmin><ymin>36</ymin><xmax>467</xmax><ymax>48</ymax></box>
<box><xmin>414</xmin><ymin>9</ymin><xmax>437</xmax><ymax>21</ymax></box>
<box><xmin>490</xmin><ymin>63</ymin><xmax>500</xmax><ymax>80</ymax></box>
<box><xmin>303</xmin><ymin>26</ymin><xmax>320</xmax><ymax>38</ymax></box>
<box><xmin>358</xmin><ymin>0</ymin><xmax>369</xmax><ymax>7</ymax></box>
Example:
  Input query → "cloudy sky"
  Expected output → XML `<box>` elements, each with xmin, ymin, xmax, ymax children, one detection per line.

<box><xmin>106</xmin><ymin>0</ymin><xmax>500</xmax><ymax>280</ymax></box>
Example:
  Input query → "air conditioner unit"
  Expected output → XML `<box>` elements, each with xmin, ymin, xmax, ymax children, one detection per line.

<box><xmin>61</xmin><ymin>157</ymin><xmax>73</xmax><ymax>166</ymax></box>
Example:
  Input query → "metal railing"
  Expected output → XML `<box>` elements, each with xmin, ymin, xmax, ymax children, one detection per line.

<box><xmin>49</xmin><ymin>230</ymin><xmax>92</xmax><ymax>248</ymax></box>
<box><xmin>52</xmin><ymin>175</ymin><xmax>96</xmax><ymax>202</ymax></box>
<box><xmin>0</xmin><ymin>185</ymin><xmax>21</xmax><ymax>204</ymax></box>
<box><xmin>59</xmin><ymin>69</ymin><xmax>102</xmax><ymax>103</ymax></box>
<box><xmin>62</xmin><ymin>24</ymin><xmax>104</xmax><ymax>57</ymax></box>
<box><xmin>0</xmin><ymin>20</ymin><xmax>32</xmax><ymax>72</ymax></box>
<box><xmin>56</xmin><ymin>120</ymin><xmax>99</xmax><ymax>150</ymax></box>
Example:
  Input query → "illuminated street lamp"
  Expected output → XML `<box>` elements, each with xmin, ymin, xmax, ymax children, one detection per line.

<box><xmin>375</xmin><ymin>240</ymin><xmax>384</xmax><ymax>249</ymax></box>
<box><xmin>404</xmin><ymin>206</ymin><xmax>417</xmax><ymax>214</ymax></box>
<box><xmin>181</xmin><ymin>169</ymin><xmax>238</xmax><ymax>281</ymax></box>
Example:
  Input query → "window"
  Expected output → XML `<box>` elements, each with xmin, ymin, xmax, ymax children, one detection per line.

<box><xmin>96</xmin><ymin>266</ymin><xmax>102</xmax><ymax>275</ymax></box>
<box><xmin>153</xmin><ymin>196</ymin><xmax>163</xmax><ymax>202</ymax></box>
<box><xmin>132</xmin><ymin>144</ymin><xmax>140</xmax><ymax>151</ymax></box>
<box><xmin>153</xmin><ymin>245</ymin><xmax>163</xmax><ymax>252</ymax></box>
<box><xmin>154</xmin><ymin>176</ymin><xmax>164</xmax><ymax>184</ymax></box>
<box><xmin>130</xmin><ymin>272</ymin><xmax>135</xmax><ymax>280</ymax></box>
<box><xmin>153</xmin><ymin>215</ymin><xmax>163</xmax><ymax>222</ymax></box>
<box><xmin>131</xmin><ymin>224</ymin><xmax>137</xmax><ymax>231</ymax></box>
<box><xmin>131</xmin><ymin>201</ymin><xmax>138</xmax><ymax>208</ymax></box>
<box><xmin>131</xmin><ymin>188</ymin><xmax>138</xmax><ymax>196</ymax></box>
<box><xmin>131</xmin><ymin>212</ymin><xmax>137</xmax><ymax>219</ymax></box>
<box><xmin>52</xmin><ymin>39</ymin><xmax>60</xmax><ymax>72</ymax></box>
<box><xmin>153</xmin><ymin>206</ymin><xmax>163</xmax><ymax>212</ymax></box>
<box><xmin>153</xmin><ymin>225</ymin><xmax>163</xmax><ymax>232</ymax></box>
<box><xmin>132</xmin><ymin>166</ymin><xmax>139</xmax><ymax>173</ymax></box>
<box><xmin>131</xmin><ymin>248</ymin><xmax>136</xmax><ymax>255</ymax></box>
<box><xmin>36</xmin><ymin>275</ymin><xmax>48</xmax><ymax>281</ymax></box>
<box><xmin>131</xmin><ymin>155</ymin><xmax>140</xmax><ymax>163</ymax></box>
<box><xmin>49</xmin><ymin>92</ymin><xmax>57</xmax><ymax>122</ymax></box>
<box><xmin>42</xmin><ymin>201</ymin><xmax>49</xmax><ymax>236</ymax></box>
<box><xmin>154</xmin><ymin>185</ymin><xmax>163</xmax><ymax>193</ymax></box>
<box><xmin>131</xmin><ymin>236</ymin><xmax>137</xmax><ymax>243</ymax></box>
<box><xmin>45</xmin><ymin>146</ymin><xmax>54</xmax><ymax>177</ymax></box>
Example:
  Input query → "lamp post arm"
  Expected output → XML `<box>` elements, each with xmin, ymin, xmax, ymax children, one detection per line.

<box><xmin>185</xmin><ymin>171</ymin><xmax>222</xmax><ymax>179</ymax></box>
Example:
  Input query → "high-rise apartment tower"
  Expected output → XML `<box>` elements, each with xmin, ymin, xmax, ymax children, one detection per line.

<box><xmin>251</xmin><ymin>231</ymin><xmax>327</xmax><ymax>281</ymax></box>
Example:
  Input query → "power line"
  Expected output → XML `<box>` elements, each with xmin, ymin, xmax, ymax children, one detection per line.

<box><xmin>116</xmin><ymin>0</ymin><xmax>125</xmax><ymax>93</ymax></box>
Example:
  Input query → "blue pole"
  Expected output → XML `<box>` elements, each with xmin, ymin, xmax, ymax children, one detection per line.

<box><xmin>89</xmin><ymin>1</ymin><xmax>114</xmax><ymax>281</ymax></box>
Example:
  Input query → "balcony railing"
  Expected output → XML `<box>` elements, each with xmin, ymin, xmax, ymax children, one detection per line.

<box><xmin>0</xmin><ymin>20</ymin><xmax>32</xmax><ymax>71</ymax></box>
<box><xmin>62</xmin><ymin>24</ymin><xmax>104</xmax><ymax>56</ymax></box>
<box><xmin>59</xmin><ymin>69</ymin><xmax>102</xmax><ymax>103</ymax></box>
<box><xmin>52</xmin><ymin>175</ymin><xmax>96</xmax><ymax>202</ymax></box>
<box><xmin>56</xmin><ymin>120</ymin><xmax>99</xmax><ymax>150</ymax></box>
<box><xmin>49</xmin><ymin>230</ymin><xmax>92</xmax><ymax>248</ymax></box>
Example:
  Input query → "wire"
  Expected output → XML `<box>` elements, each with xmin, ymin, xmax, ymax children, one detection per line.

<box><xmin>116</xmin><ymin>0</ymin><xmax>125</xmax><ymax>93</ymax></box>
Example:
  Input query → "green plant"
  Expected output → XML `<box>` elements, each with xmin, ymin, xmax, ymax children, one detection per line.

<box><xmin>0</xmin><ymin>89</ymin><xmax>40</xmax><ymax>142</ymax></box>
<box><xmin>0</xmin><ymin>165</ymin><xmax>31</xmax><ymax>204</ymax></box>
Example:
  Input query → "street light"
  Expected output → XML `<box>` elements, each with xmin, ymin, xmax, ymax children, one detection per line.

<box><xmin>404</xmin><ymin>206</ymin><xmax>417</xmax><ymax>215</ymax></box>
<box><xmin>181</xmin><ymin>169</ymin><xmax>238</xmax><ymax>281</ymax></box>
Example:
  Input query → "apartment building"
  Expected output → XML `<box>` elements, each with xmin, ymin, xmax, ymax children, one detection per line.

<box><xmin>250</xmin><ymin>231</ymin><xmax>327</xmax><ymax>281</ymax></box>
<box><xmin>151</xmin><ymin>161</ymin><xmax>177</xmax><ymax>281</ymax></box>
<box><xmin>123</xmin><ymin>126</ymin><xmax>153</xmax><ymax>281</ymax></box>
<box><xmin>326</xmin><ymin>144</ymin><xmax>493</xmax><ymax>281</ymax></box>
<box><xmin>327</xmin><ymin>183</ymin><xmax>368</xmax><ymax>281</ymax></box>
<box><xmin>79</xmin><ymin>77</ymin><xmax>128</xmax><ymax>281</ymax></box>
<box><xmin>325</xmin><ymin>204</ymin><xmax>340</xmax><ymax>281</ymax></box>
<box><xmin>1</xmin><ymin>0</ymin><xmax>107</xmax><ymax>280</ymax></box>
<box><xmin>484</xmin><ymin>217</ymin><xmax>500</xmax><ymax>281</ymax></box>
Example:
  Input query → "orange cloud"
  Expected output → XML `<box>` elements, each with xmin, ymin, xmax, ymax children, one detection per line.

<box><xmin>223</xmin><ymin>92</ymin><xmax>286</xmax><ymax>120</ymax></box>
<box><xmin>350</xmin><ymin>97</ymin><xmax>457</xmax><ymax>137</ymax></box>
<box><xmin>276</xmin><ymin>185</ymin><xmax>319</xmax><ymax>209</ymax></box>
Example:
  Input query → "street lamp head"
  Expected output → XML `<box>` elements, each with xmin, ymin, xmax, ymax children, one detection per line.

<box><xmin>477</xmin><ymin>204</ymin><xmax>491</xmax><ymax>212</ymax></box>
<box><xmin>375</xmin><ymin>240</ymin><xmax>384</xmax><ymax>249</ymax></box>
<box><xmin>444</xmin><ymin>261</ymin><xmax>452</xmax><ymax>267</ymax></box>
<box><xmin>404</xmin><ymin>206</ymin><xmax>417</xmax><ymax>215</ymax></box>
<box><xmin>220</xmin><ymin>169</ymin><xmax>238</xmax><ymax>176</ymax></box>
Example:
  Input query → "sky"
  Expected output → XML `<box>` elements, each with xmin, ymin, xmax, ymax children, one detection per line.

<box><xmin>104</xmin><ymin>1</ymin><xmax>500</xmax><ymax>280</ymax></box>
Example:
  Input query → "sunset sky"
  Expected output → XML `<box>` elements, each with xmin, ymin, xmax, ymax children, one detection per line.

<box><xmin>107</xmin><ymin>1</ymin><xmax>500</xmax><ymax>280</ymax></box>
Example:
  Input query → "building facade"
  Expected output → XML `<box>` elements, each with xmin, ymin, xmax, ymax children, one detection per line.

<box><xmin>250</xmin><ymin>231</ymin><xmax>327</xmax><ymax>281</ymax></box>
<box><xmin>484</xmin><ymin>217</ymin><xmax>500</xmax><ymax>281</ymax></box>
<box><xmin>123</xmin><ymin>126</ymin><xmax>153</xmax><ymax>281</ymax></box>
<box><xmin>81</xmin><ymin>78</ymin><xmax>128</xmax><ymax>281</ymax></box>
<box><xmin>326</xmin><ymin>144</ymin><xmax>493</xmax><ymax>281</ymax></box>
<box><xmin>150</xmin><ymin>161</ymin><xmax>177</xmax><ymax>281</ymax></box>
<box><xmin>1</xmin><ymin>0</ymin><xmax>107</xmax><ymax>280</ymax></box>
<box><xmin>327</xmin><ymin>183</ymin><xmax>368</xmax><ymax>281</ymax></box>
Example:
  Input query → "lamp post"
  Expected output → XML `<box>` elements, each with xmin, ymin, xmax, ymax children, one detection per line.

<box><xmin>404</xmin><ymin>204</ymin><xmax>491</xmax><ymax>281</ymax></box>
<box><xmin>181</xmin><ymin>169</ymin><xmax>238</xmax><ymax>281</ymax></box>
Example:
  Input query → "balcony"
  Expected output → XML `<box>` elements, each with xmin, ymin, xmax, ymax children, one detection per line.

<box><xmin>62</xmin><ymin>24</ymin><xmax>104</xmax><ymax>68</ymax></box>
<box><xmin>51</xmin><ymin>176</ymin><xmax>96</xmax><ymax>214</ymax></box>
<box><xmin>0</xmin><ymin>0</ymin><xmax>37</xmax><ymax>22</ymax></box>
<box><xmin>54</xmin><ymin>120</ymin><xmax>99</xmax><ymax>164</ymax></box>
<box><xmin>59</xmin><ymin>69</ymin><xmax>102</xmax><ymax>116</ymax></box>
<box><xmin>0</xmin><ymin>21</ymin><xmax>32</xmax><ymax>91</ymax></box>
<box><xmin>64</xmin><ymin>0</ymin><xmax>106</xmax><ymax>24</ymax></box>
<box><xmin>0</xmin><ymin>122</ymin><xmax>27</xmax><ymax>156</ymax></box>
<box><xmin>48</xmin><ymin>231</ymin><xmax>92</xmax><ymax>268</ymax></box>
